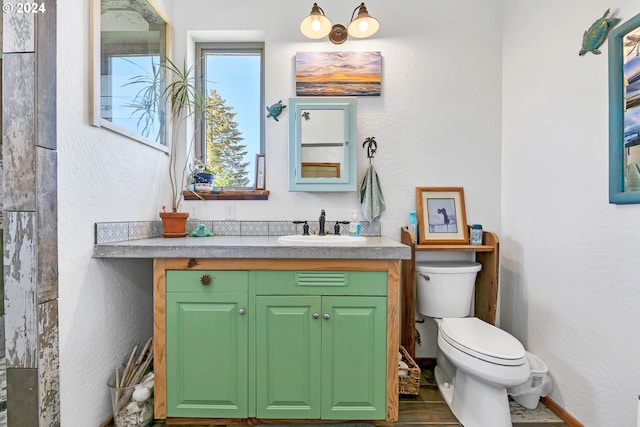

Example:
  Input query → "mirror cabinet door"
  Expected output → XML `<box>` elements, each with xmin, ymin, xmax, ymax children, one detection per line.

<box><xmin>91</xmin><ymin>0</ymin><xmax>169</xmax><ymax>150</ymax></box>
<box><xmin>288</xmin><ymin>97</ymin><xmax>357</xmax><ymax>192</ymax></box>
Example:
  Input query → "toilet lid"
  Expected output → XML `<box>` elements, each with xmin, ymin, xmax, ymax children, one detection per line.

<box><xmin>440</xmin><ymin>318</ymin><xmax>526</xmax><ymax>366</ymax></box>
<box><xmin>415</xmin><ymin>261</ymin><xmax>482</xmax><ymax>274</ymax></box>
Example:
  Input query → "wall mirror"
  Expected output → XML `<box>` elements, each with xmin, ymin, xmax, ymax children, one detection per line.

<box><xmin>91</xmin><ymin>0</ymin><xmax>169</xmax><ymax>151</ymax></box>
<box><xmin>288</xmin><ymin>97</ymin><xmax>357</xmax><ymax>191</ymax></box>
<box><xmin>609</xmin><ymin>11</ymin><xmax>640</xmax><ymax>203</ymax></box>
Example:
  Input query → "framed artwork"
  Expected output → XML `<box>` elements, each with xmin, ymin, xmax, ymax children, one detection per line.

<box><xmin>609</xmin><ymin>12</ymin><xmax>640</xmax><ymax>203</ymax></box>
<box><xmin>255</xmin><ymin>154</ymin><xmax>266</xmax><ymax>190</ymax></box>
<box><xmin>416</xmin><ymin>187</ymin><xmax>468</xmax><ymax>244</ymax></box>
<box><xmin>295</xmin><ymin>51</ymin><xmax>381</xmax><ymax>96</ymax></box>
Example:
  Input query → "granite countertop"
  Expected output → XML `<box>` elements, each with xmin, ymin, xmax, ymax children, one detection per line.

<box><xmin>93</xmin><ymin>235</ymin><xmax>411</xmax><ymax>260</ymax></box>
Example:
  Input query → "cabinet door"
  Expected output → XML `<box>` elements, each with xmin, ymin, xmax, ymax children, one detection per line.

<box><xmin>256</xmin><ymin>296</ymin><xmax>322</xmax><ymax>419</ymax></box>
<box><xmin>321</xmin><ymin>296</ymin><xmax>387</xmax><ymax>420</ymax></box>
<box><xmin>166</xmin><ymin>292</ymin><xmax>248</xmax><ymax>418</ymax></box>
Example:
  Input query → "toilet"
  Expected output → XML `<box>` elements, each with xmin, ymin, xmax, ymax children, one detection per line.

<box><xmin>416</xmin><ymin>261</ymin><xmax>530</xmax><ymax>427</ymax></box>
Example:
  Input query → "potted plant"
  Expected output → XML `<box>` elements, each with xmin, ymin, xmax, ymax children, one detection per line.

<box><xmin>188</xmin><ymin>155</ymin><xmax>215</xmax><ymax>192</ymax></box>
<box><xmin>158</xmin><ymin>57</ymin><xmax>214</xmax><ymax>237</ymax></box>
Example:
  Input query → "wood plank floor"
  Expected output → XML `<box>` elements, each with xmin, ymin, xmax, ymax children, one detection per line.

<box><xmin>397</xmin><ymin>367</ymin><xmax>569</xmax><ymax>427</ymax></box>
<box><xmin>146</xmin><ymin>366</ymin><xmax>570</xmax><ymax>427</ymax></box>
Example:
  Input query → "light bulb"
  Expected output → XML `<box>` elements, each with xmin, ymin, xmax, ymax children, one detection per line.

<box><xmin>347</xmin><ymin>4</ymin><xmax>379</xmax><ymax>39</ymax></box>
<box><xmin>301</xmin><ymin>7</ymin><xmax>332</xmax><ymax>39</ymax></box>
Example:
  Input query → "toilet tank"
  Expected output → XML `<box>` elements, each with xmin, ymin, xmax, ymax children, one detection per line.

<box><xmin>415</xmin><ymin>261</ymin><xmax>482</xmax><ymax>318</ymax></box>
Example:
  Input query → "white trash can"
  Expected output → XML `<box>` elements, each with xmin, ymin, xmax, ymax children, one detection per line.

<box><xmin>507</xmin><ymin>351</ymin><xmax>552</xmax><ymax>409</ymax></box>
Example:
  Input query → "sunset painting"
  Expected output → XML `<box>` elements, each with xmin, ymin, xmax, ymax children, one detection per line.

<box><xmin>296</xmin><ymin>51</ymin><xmax>382</xmax><ymax>96</ymax></box>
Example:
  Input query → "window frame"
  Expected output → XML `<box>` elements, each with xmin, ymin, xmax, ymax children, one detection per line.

<box><xmin>194</xmin><ymin>42</ymin><xmax>266</xmax><ymax>191</ymax></box>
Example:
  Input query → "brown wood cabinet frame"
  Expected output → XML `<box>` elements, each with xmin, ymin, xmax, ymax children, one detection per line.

<box><xmin>399</xmin><ymin>227</ymin><xmax>499</xmax><ymax>358</ymax></box>
<box><xmin>153</xmin><ymin>258</ymin><xmax>400</xmax><ymax>425</ymax></box>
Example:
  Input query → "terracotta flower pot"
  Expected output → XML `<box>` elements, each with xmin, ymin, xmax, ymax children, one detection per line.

<box><xmin>159</xmin><ymin>212</ymin><xmax>189</xmax><ymax>237</ymax></box>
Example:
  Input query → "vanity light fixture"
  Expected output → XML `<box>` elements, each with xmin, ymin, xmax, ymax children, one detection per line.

<box><xmin>300</xmin><ymin>2</ymin><xmax>380</xmax><ymax>45</ymax></box>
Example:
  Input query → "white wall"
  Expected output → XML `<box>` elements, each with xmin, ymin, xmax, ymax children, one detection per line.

<box><xmin>502</xmin><ymin>2</ymin><xmax>640</xmax><ymax>426</ymax></box>
<box><xmin>57</xmin><ymin>0</ymin><xmax>502</xmax><ymax>424</ymax></box>
<box><xmin>172</xmin><ymin>0</ymin><xmax>503</xmax><ymax>236</ymax></box>
<box><xmin>57</xmin><ymin>1</ymin><xmax>171</xmax><ymax>425</ymax></box>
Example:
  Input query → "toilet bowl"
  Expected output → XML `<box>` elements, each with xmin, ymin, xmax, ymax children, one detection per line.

<box><xmin>416</xmin><ymin>262</ymin><xmax>530</xmax><ymax>427</ymax></box>
<box><xmin>435</xmin><ymin>317</ymin><xmax>530</xmax><ymax>427</ymax></box>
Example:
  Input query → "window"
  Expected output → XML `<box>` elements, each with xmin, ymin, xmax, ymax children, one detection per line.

<box><xmin>196</xmin><ymin>43</ymin><xmax>265</xmax><ymax>190</ymax></box>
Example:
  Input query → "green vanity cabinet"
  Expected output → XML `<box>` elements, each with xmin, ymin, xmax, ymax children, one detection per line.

<box><xmin>255</xmin><ymin>271</ymin><xmax>388</xmax><ymax>420</ymax></box>
<box><xmin>158</xmin><ymin>265</ymin><xmax>396</xmax><ymax>423</ymax></box>
<box><xmin>165</xmin><ymin>270</ymin><xmax>249</xmax><ymax>418</ymax></box>
<box><xmin>256</xmin><ymin>296</ymin><xmax>322</xmax><ymax>419</ymax></box>
<box><xmin>319</xmin><ymin>296</ymin><xmax>387</xmax><ymax>420</ymax></box>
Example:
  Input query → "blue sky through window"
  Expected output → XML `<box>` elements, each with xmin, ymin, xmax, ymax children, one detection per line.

<box><xmin>205</xmin><ymin>53</ymin><xmax>261</xmax><ymax>184</ymax></box>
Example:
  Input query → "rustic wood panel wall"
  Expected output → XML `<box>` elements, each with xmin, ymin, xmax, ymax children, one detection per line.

<box><xmin>0</xmin><ymin>3</ymin><xmax>4</xmax><ymax>332</ymax></box>
<box><xmin>0</xmin><ymin>4</ymin><xmax>4</xmax><ymax>329</ymax></box>
<box><xmin>2</xmin><ymin>1</ymin><xmax>59</xmax><ymax>425</ymax></box>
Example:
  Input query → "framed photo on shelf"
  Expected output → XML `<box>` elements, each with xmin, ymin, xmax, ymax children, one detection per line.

<box><xmin>255</xmin><ymin>154</ymin><xmax>266</xmax><ymax>190</ymax></box>
<box><xmin>416</xmin><ymin>187</ymin><xmax>468</xmax><ymax>244</ymax></box>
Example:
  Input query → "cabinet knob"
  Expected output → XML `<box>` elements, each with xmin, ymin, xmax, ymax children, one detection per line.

<box><xmin>238</xmin><ymin>308</ymin><xmax>246</xmax><ymax>315</ymax></box>
<box><xmin>323</xmin><ymin>313</ymin><xmax>330</xmax><ymax>320</ymax></box>
<box><xmin>313</xmin><ymin>313</ymin><xmax>320</xmax><ymax>319</ymax></box>
<box><xmin>200</xmin><ymin>274</ymin><xmax>214</xmax><ymax>286</ymax></box>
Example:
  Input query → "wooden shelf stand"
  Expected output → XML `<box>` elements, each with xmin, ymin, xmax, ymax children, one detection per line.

<box><xmin>400</xmin><ymin>227</ymin><xmax>499</xmax><ymax>359</ymax></box>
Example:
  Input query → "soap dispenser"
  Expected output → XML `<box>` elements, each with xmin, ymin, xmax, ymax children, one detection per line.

<box><xmin>348</xmin><ymin>210</ymin><xmax>361</xmax><ymax>237</ymax></box>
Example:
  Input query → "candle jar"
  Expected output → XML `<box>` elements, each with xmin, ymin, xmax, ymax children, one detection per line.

<box><xmin>470</xmin><ymin>224</ymin><xmax>483</xmax><ymax>246</ymax></box>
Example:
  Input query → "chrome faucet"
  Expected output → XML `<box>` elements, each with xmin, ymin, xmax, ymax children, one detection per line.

<box><xmin>319</xmin><ymin>209</ymin><xmax>326</xmax><ymax>236</ymax></box>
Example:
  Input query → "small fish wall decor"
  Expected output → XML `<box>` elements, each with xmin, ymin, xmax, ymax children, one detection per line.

<box><xmin>579</xmin><ymin>8</ymin><xmax>621</xmax><ymax>56</ymax></box>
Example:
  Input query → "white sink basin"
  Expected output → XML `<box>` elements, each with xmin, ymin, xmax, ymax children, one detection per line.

<box><xmin>277</xmin><ymin>234</ymin><xmax>367</xmax><ymax>245</ymax></box>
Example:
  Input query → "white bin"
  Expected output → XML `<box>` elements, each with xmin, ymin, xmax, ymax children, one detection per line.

<box><xmin>507</xmin><ymin>351</ymin><xmax>551</xmax><ymax>409</ymax></box>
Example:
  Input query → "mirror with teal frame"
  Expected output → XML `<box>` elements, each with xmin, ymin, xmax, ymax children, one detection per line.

<box><xmin>288</xmin><ymin>97</ymin><xmax>357</xmax><ymax>192</ymax></box>
<box><xmin>609</xmin><ymin>11</ymin><xmax>640</xmax><ymax>203</ymax></box>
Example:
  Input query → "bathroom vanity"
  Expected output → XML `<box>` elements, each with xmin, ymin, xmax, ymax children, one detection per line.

<box><xmin>94</xmin><ymin>234</ymin><xmax>410</xmax><ymax>425</ymax></box>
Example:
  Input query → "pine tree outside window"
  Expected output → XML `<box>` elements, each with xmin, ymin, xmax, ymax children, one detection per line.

<box><xmin>196</xmin><ymin>43</ymin><xmax>265</xmax><ymax>191</ymax></box>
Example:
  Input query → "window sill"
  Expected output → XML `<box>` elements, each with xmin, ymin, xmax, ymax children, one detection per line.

<box><xmin>183</xmin><ymin>190</ymin><xmax>270</xmax><ymax>201</ymax></box>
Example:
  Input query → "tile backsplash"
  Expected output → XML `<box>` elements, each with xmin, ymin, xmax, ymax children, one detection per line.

<box><xmin>95</xmin><ymin>220</ymin><xmax>381</xmax><ymax>244</ymax></box>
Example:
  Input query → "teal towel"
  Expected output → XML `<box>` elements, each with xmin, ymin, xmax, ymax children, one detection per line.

<box><xmin>627</xmin><ymin>162</ymin><xmax>640</xmax><ymax>192</ymax></box>
<box><xmin>359</xmin><ymin>165</ymin><xmax>386</xmax><ymax>222</ymax></box>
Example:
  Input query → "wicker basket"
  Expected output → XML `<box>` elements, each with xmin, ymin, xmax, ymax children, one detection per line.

<box><xmin>398</xmin><ymin>345</ymin><xmax>421</xmax><ymax>395</ymax></box>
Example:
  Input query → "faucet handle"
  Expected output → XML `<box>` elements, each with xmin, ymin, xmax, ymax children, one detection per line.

<box><xmin>293</xmin><ymin>220</ymin><xmax>310</xmax><ymax>235</ymax></box>
<box><xmin>333</xmin><ymin>221</ymin><xmax>350</xmax><ymax>235</ymax></box>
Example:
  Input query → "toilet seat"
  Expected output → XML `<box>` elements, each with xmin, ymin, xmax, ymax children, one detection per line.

<box><xmin>439</xmin><ymin>318</ymin><xmax>526</xmax><ymax>366</ymax></box>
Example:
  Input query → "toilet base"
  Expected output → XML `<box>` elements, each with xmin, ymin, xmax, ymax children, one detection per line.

<box><xmin>435</xmin><ymin>365</ymin><xmax>513</xmax><ymax>427</ymax></box>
